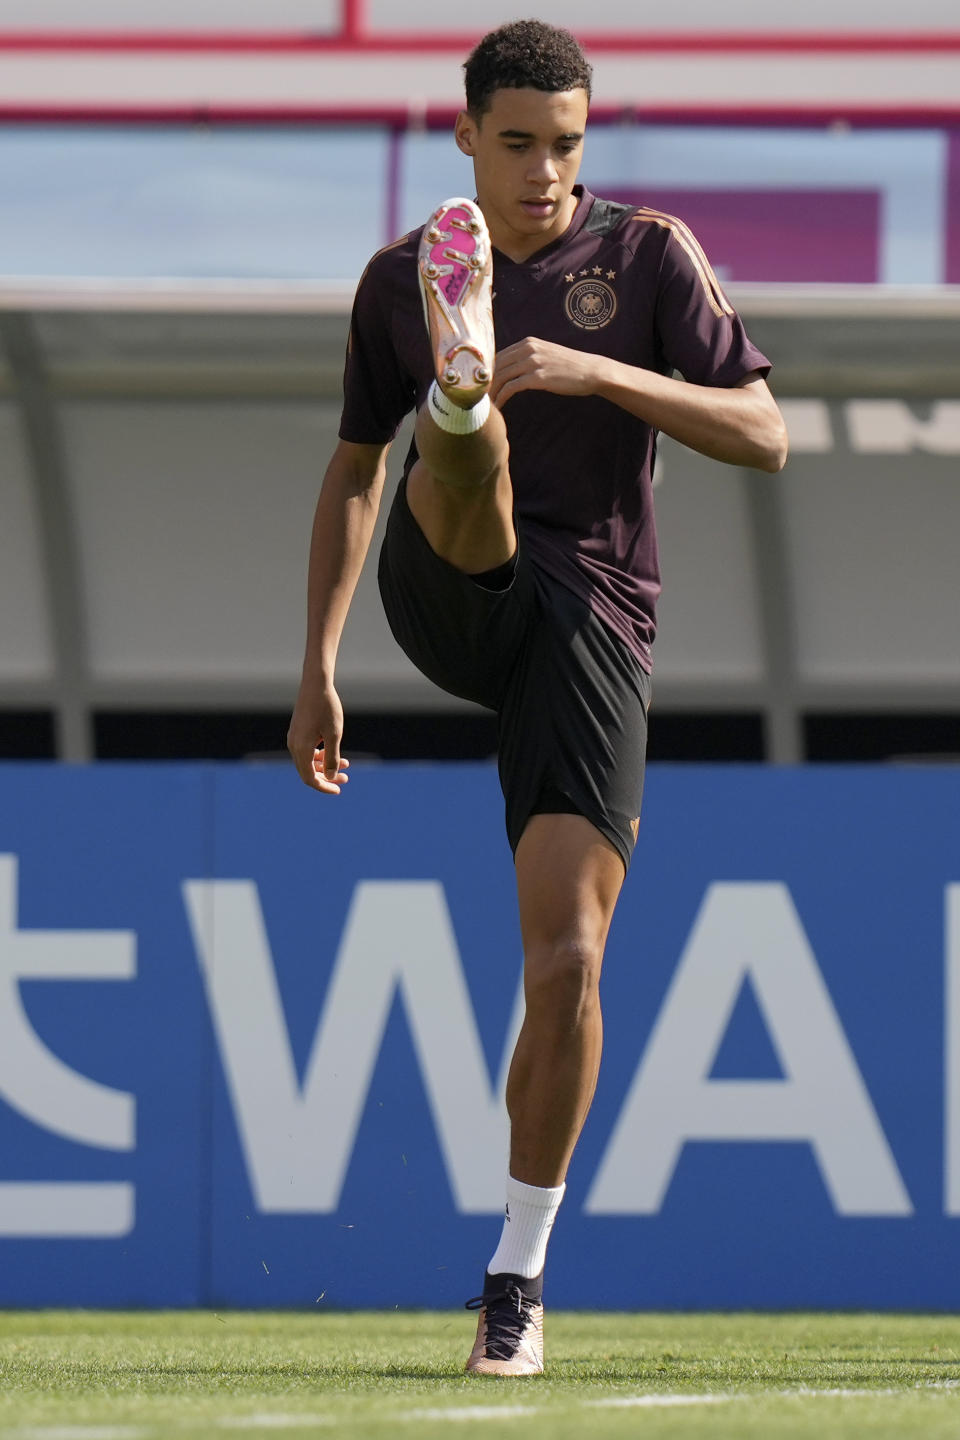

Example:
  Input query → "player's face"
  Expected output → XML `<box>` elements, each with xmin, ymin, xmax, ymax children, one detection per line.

<box><xmin>455</xmin><ymin>86</ymin><xmax>588</xmax><ymax>261</ymax></box>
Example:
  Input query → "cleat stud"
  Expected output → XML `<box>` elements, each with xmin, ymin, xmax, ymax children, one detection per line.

<box><xmin>444</xmin><ymin>367</ymin><xmax>460</xmax><ymax>384</ymax></box>
<box><xmin>475</xmin><ymin>367</ymin><xmax>490</xmax><ymax>382</ymax></box>
<box><xmin>468</xmin><ymin>254</ymin><xmax>483</xmax><ymax>269</ymax></box>
<box><xmin>424</xmin><ymin>262</ymin><xmax>439</xmax><ymax>278</ymax></box>
<box><xmin>467</xmin><ymin>220</ymin><xmax>482</xmax><ymax>234</ymax></box>
<box><xmin>427</xmin><ymin>227</ymin><xmax>442</xmax><ymax>242</ymax></box>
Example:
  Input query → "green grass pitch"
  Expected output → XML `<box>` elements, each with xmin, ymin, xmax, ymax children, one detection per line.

<box><xmin>1</xmin><ymin>1310</ymin><xmax>959</xmax><ymax>1439</ymax></box>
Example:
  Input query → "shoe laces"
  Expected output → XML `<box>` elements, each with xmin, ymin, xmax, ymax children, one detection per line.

<box><xmin>465</xmin><ymin>1282</ymin><xmax>533</xmax><ymax>1360</ymax></box>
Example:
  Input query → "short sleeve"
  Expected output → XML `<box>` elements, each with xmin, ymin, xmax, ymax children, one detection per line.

<box><xmin>655</xmin><ymin>221</ymin><xmax>770</xmax><ymax>388</ymax></box>
<box><xmin>338</xmin><ymin>256</ymin><xmax>416</xmax><ymax>444</ymax></box>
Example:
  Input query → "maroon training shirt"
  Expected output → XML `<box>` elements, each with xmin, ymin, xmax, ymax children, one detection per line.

<box><xmin>339</xmin><ymin>185</ymin><xmax>770</xmax><ymax>671</ymax></box>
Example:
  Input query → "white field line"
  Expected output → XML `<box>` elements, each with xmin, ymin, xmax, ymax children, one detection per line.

<box><xmin>219</xmin><ymin>1419</ymin><xmax>336</xmax><ymax>1429</ymax></box>
<box><xmin>788</xmin><ymin>1387</ymin><xmax>902</xmax><ymax>1398</ymax></box>
<box><xmin>393</xmin><ymin>1381</ymin><xmax>960</xmax><ymax>1423</ymax></box>
<box><xmin>779</xmin><ymin>1384</ymin><xmax>960</xmax><ymax>1399</ymax></box>
<box><xmin>6</xmin><ymin>1429</ymin><xmax>145</xmax><ymax>1439</ymax></box>
<box><xmin>7</xmin><ymin>1382</ymin><xmax>959</xmax><ymax>1438</ymax></box>
<box><xmin>405</xmin><ymin>1407</ymin><xmax>538</xmax><ymax>1421</ymax></box>
<box><xmin>587</xmin><ymin>1393</ymin><xmax>733</xmax><ymax>1408</ymax></box>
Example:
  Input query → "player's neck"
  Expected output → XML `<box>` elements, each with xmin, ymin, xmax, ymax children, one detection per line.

<box><xmin>487</xmin><ymin>191</ymin><xmax>581</xmax><ymax>264</ymax></box>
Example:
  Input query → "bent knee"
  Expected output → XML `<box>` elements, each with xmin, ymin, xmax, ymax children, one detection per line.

<box><xmin>406</xmin><ymin>463</ymin><xmax>515</xmax><ymax>573</ymax></box>
<box><xmin>524</xmin><ymin>937</ymin><xmax>603</xmax><ymax>1015</ymax></box>
<box><xmin>408</xmin><ymin>455</ymin><xmax>506</xmax><ymax>501</ymax></box>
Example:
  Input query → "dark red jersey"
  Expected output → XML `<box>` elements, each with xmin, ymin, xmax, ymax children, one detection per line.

<box><xmin>339</xmin><ymin>185</ymin><xmax>770</xmax><ymax>671</ymax></box>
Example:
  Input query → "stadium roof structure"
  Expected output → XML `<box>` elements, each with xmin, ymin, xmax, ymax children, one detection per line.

<box><xmin>1</xmin><ymin>278</ymin><xmax>959</xmax><ymax>762</ymax></box>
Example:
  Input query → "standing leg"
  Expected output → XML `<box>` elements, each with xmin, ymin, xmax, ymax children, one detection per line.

<box><xmin>466</xmin><ymin>813</ymin><xmax>625</xmax><ymax>1376</ymax></box>
<box><xmin>509</xmin><ymin>813</ymin><xmax>625</xmax><ymax>1186</ymax></box>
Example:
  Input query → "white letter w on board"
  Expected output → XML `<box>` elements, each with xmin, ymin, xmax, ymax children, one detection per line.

<box><xmin>184</xmin><ymin>879</ymin><xmax>523</xmax><ymax>1215</ymax></box>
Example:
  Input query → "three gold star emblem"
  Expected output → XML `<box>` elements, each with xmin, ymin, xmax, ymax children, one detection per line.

<box><xmin>563</xmin><ymin>267</ymin><xmax>617</xmax><ymax>284</ymax></box>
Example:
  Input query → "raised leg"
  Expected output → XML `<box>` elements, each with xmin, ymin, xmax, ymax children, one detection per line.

<box><xmin>406</xmin><ymin>406</ymin><xmax>516</xmax><ymax>576</ymax></box>
<box><xmin>408</xmin><ymin>196</ymin><xmax>516</xmax><ymax>576</ymax></box>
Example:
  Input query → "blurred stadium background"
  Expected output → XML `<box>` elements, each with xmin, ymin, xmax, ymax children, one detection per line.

<box><xmin>1</xmin><ymin>1</ymin><xmax>960</xmax><ymax>1322</ymax></box>
<box><xmin>1</xmin><ymin>0</ymin><xmax>958</xmax><ymax>766</ymax></box>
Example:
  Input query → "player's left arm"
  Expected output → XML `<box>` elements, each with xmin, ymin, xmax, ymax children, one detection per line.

<box><xmin>491</xmin><ymin>339</ymin><xmax>788</xmax><ymax>473</ymax></box>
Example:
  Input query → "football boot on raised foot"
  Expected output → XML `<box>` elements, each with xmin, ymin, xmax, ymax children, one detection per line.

<box><xmin>465</xmin><ymin>1271</ymin><xmax>544</xmax><ymax>1376</ymax></box>
<box><xmin>418</xmin><ymin>197</ymin><xmax>495</xmax><ymax>409</ymax></box>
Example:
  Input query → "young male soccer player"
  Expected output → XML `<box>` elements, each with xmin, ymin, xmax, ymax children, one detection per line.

<box><xmin>288</xmin><ymin>19</ymin><xmax>788</xmax><ymax>1375</ymax></box>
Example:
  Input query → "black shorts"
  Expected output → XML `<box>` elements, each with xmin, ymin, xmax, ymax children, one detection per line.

<box><xmin>377</xmin><ymin>480</ymin><xmax>651</xmax><ymax>871</ymax></box>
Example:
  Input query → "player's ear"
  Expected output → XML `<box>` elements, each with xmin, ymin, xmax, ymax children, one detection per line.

<box><xmin>455</xmin><ymin>110</ymin><xmax>477</xmax><ymax>157</ymax></box>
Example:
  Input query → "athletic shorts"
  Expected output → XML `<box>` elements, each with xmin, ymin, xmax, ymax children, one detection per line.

<box><xmin>377</xmin><ymin>478</ymin><xmax>651</xmax><ymax>871</ymax></box>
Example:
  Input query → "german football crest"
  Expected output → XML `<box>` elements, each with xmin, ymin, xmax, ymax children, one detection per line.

<box><xmin>564</xmin><ymin>276</ymin><xmax>617</xmax><ymax>330</ymax></box>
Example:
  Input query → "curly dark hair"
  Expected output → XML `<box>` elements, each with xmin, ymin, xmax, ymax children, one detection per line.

<box><xmin>463</xmin><ymin>19</ymin><xmax>592</xmax><ymax>117</ymax></box>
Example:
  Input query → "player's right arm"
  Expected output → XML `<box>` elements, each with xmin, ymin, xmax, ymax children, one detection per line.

<box><xmin>287</xmin><ymin>438</ymin><xmax>390</xmax><ymax>794</ymax></box>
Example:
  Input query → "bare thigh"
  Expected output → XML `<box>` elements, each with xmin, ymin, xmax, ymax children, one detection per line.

<box><xmin>515</xmin><ymin>813</ymin><xmax>626</xmax><ymax>979</ymax></box>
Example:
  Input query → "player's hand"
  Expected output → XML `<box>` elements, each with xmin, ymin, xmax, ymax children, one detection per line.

<box><xmin>491</xmin><ymin>338</ymin><xmax>606</xmax><ymax>408</ymax></box>
<box><xmin>286</xmin><ymin>681</ymin><xmax>350</xmax><ymax>795</ymax></box>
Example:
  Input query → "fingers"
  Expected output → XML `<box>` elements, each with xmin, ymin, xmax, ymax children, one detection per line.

<box><xmin>318</xmin><ymin>711</ymin><xmax>346</xmax><ymax>788</ymax></box>
<box><xmin>312</xmin><ymin>747</ymin><xmax>350</xmax><ymax>795</ymax></box>
<box><xmin>493</xmin><ymin>337</ymin><xmax>594</xmax><ymax>406</ymax></box>
<box><xmin>491</xmin><ymin>372</ymin><xmax>527</xmax><ymax>407</ymax></box>
<box><xmin>491</xmin><ymin>349</ymin><xmax>531</xmax><ymax>407</ymax></box>
<box><xmin>287</xmin><ymin>725</ymin><xmax>350</xmax><ymax>795</ymax></box>
<box><xmin>287</xmin><ymin>685</ymin><xmax>350</xmax><ymax>796</ymax></box>
<box><xmin>492</xmin><ymin>338</ymin><xmax>558</xmax><ymax>406</ymax></box>
<box><xmin>492</xmin><ymin>340</ymin><xmax>530</xmax><ymax>391</ymax></box>
<box><xmin>321</xmin><ymin>733</ymin><xmax>341</xmax><ymax>783</ymax></box>
<box><xmin>492</xmin><ymin>368</ymin><xmax>542</xmax><ymax>408</ymax></box>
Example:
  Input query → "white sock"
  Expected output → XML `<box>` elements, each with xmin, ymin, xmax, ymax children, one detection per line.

<box><xmin>426</xmin><ymin>381</ymin><xmax>491</xmax><ymax>434</ymax></box>
<box><xmin>487</xmin><ymin>1174</ymin><xmax>566</xmax><ymax>1279</ymax></box>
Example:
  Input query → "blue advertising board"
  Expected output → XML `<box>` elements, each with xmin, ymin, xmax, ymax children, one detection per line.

<box><xmin>0</xmin><ymin>761</ymin><xmax>958</xmax><ymax>1309</ymax></box>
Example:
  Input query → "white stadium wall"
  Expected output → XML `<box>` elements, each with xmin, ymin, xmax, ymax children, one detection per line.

<box><xmin>0</xmin><ymin>0</ymin><xmax>959</xmax><ymax>118</ymax></box>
